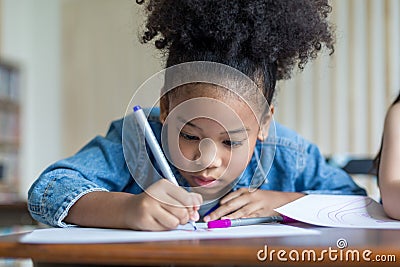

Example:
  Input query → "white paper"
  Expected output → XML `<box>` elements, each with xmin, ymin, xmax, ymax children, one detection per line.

<box><xmin>275</xmin><ymin>194</ymin><xmax>400</xmax><ymax>229</ymax></box>
<box><xmin>20</xmin><ymin>223</ymin><xmax>319</xmax><ymax>244</ymax></box>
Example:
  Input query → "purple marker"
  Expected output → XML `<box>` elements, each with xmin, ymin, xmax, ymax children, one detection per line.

<box><xmin>207</xmin><ymin>215</ymin><xmax>296</xmax><ymax>229</ymax></box>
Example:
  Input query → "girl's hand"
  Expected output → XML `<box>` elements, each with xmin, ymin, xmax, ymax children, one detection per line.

<box><xmin>203</xmin><ymin>188</ymin><xmax>304</xmax><ymax>222</ymax></box>
<box><xmin>126</xmin><ymin>179</ymin><xmax>202</xmax><ymax>231</ymax></box>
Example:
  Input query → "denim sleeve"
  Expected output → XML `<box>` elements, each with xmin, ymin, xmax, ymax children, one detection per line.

<box><xmin>27</xmin><ymin>119</ymin><xmax>132</xmax><ymax>227</ymax></box>
<box><xmin>296</xmin><ymin>141</ymin><xmax>367</xmax><ymax>196</ymax></box>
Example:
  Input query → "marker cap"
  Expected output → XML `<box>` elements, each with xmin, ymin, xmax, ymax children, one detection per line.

<box><xmin>207</xmin><ymin>219</ymin><xmax>232</xmax><ymax>229</ymax></box>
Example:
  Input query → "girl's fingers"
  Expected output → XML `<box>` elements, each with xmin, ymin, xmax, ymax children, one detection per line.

<box><xmin>152</xmin><ymin>210</ymin><xmax>180</xmax><ymax>231</ymax></box>
<box><xmin>149</xmin><ymin>180</ymin><xmax>202</xmax><ymax>209</ymax></box>
<box><xmin>204</xmin><ymin>196</ymin><xmax>248</xmax><ymax>221</ymax></box>
<box><xmin>221</xmin><ymin>206</ymin><xmax>261</xmax><ymax>220</ymax></box>
<box><xmin>159</xmin><ymin>205</ymin><xmax>190</xmax><ymax>228</ymax></box>
<box><xmin>167</xmin><ymin>190</ymin><xmax>203</xmax><ymax>209</ymax></box>
<box><xmin>143</xmin><ymin>203</ymin><xmax>189</xmax><ymax>230</ymax></box>
<box><xmin>157</xmin><ymin>180</ymin><xmax>203</xmax><ymax>208</ymax></box>
<box><xmin>189</xmin><ymin>209</ymin><xmax>200</xmax><ymax>221</ymax></box>
<box><xmin>157</xmin><ymin>195</ymin><xmax>197</xmax><ymax>225</ymax></box>
<box><xmin>164</xmin><ymin>191</ymin><xmax>201</xmax><ymax>222</ymax></box>
<box><xmin>134</xmin><ymin>205</ymin><xmax>178</xmax><ymax>231</ymax></box>
<box><xmin>219</xmin><ymin>188</ymin><xmax>246</xmax><ymax>204</ymax></box>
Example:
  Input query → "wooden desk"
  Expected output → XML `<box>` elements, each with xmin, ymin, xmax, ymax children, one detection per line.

<box><xmin>0</xmin><ymin>223</ymin><xmax>399</xmax><ymax>266</ymax></box>
<box><xmin>0</xmin><ymin>201</ymin><xmax>36</xmax><ymax>227</ymax></box>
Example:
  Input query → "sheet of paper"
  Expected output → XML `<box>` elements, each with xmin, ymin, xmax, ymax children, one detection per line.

<box><xmin>20</xmin><ymin>223</ymin><xmax>319</xmax><ymax>244</ymax></box>
<box><xmin>275</xmin><ymin>194</ymin><xmax>400</xmax><ymax>229</ymax></box>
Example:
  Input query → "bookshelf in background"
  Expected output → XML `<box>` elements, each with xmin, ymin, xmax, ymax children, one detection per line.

<box><xmin>0</xmin><ymin>59</ymin><xmax>20</xmax><ymax>202</ymax></box>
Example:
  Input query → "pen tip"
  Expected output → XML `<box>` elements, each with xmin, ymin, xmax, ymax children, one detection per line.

<box><xmin>190</xmin><ymin>221</ymin><xmax>197</xmax><ymax>231</ymax></box>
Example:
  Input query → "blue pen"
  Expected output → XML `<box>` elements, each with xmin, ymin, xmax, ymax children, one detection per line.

<box><xmin>133</xmin><ymin>105</ymin><xmax>197</xmax><ymax>230</ymax></box>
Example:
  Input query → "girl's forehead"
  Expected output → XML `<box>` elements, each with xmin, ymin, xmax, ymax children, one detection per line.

<box><xmin>166</xmin><ymin>96</ymin><xmax>259</xmax><ymax>130</ymax></box>
<box><xmin>165</xmin><ymin>83</ymin><xmax>269</xmax><ymax>121</ymax></box>
<box><xmin>170</xmin><ymin>84</ymin><xmax>246</xmax><ymax>106</ymax></box>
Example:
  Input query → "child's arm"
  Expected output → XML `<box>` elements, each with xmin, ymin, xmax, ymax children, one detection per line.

<box><xmin>203</xmin><ymin>189</ymin><xmax>304</xmax><ymax>222</ymax></box>
<box><xmin>379</xmin><ymin>103</ymin><xmax>400</xmax><ymax>220</ymax></box>
<box><xmin>204</xmin><ymin>123</ymin><xmax>367</xmax><ymax>221</ymax></box>
<box><xmin>64</xmin><ymin>179</ymin><xmax>202</xmax><ymax>231</ymax></box>
<box><xmin>28</xmin><ymin>118</ymin><xmax>201</xmax><ymax>230</ymax></box>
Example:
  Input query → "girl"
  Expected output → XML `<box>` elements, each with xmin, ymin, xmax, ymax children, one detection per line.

<box><xmin>375</xmin><ymin>92</ymin><xmax>400</xmax><ymax>220</ymax></box>
<box><xmin>28</xmin><ymin>0</ymin><xmax>366</xmax><ymax>231</ymax></box>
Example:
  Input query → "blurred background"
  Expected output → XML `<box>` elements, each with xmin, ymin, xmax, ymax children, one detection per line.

<box><xmin>0</xmin><ymin>0</ymin><xmax>398</xmax><ymax>227</ymax></box>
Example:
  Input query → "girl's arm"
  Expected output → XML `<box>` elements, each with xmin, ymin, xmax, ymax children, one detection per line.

<box><xmin>379</xmin><ymin>103</ymin><xmax>400</xmax><ymax>220</ymax></box>
<box><xmin>203</xmin><ymin>127</ymin><xmax>366</xmax><ymax>221</ymax></box>
<box><xmin>65</xmin><ymin>179</ymin><xmax>202</xmax><ymax>231</ymax></box>
<box><xmin>203</xmin><ymin>189</ymin><xmax>304</xmax><ymax>222</ymax></box>
<box><xmin>28</xmin><ymin>117</ymin><xmax>201</xmax><ymax>230</ymax></box>
<box><xmin>27</xmin><ymin>119</ymin><xmax>132</xmax><ymax>227</ymax></box>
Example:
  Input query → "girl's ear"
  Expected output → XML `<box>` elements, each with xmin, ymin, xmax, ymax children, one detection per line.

<box><xmin>159</xmin><ymin>94</ymin><xmax>169</xmax><ymax>124</ymax></box>
<box><xmin>257</xmin><ymin>105</ymin><xmax>274</xmax><ymax>141</ymax></box>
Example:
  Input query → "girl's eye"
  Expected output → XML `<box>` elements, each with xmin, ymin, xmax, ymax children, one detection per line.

<box><xmin>179</xmin><ymin>132</ymin><xmax>200</xmax><ymax>141</ymax></box>
<box><xmin>223</xmin><ymin>140</ymin><xmax>243</xmax><ymax>148</ymax></box>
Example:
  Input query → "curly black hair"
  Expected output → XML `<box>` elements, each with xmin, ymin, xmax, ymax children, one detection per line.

<box><xmin>137</xmin><ymin>0</ymin><xmax>335</xmax><ymax>103</ymax></box>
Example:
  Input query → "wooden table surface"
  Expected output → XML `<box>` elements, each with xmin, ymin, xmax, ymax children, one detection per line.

<box><xmin>0</xmin><ymin>201</ymin><xmax>36</xmax><ymax>226</ymax></box>
<box><xmin>0</xmin><ymin>223</ymin><xmax>400</xmax><ymax>266</ymax></box>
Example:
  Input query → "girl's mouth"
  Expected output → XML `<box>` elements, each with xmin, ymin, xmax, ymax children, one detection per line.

<box><xmin>192</xmin><ymin>176</ymin><xmax>217</xmax><ymax>187</ymax></box>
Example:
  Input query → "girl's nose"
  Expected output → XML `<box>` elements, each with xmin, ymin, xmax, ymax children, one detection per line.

<box><xmin>194</xmin><ymin>138</ymin><xmax>222</xmax><ymax>169</ymax></box>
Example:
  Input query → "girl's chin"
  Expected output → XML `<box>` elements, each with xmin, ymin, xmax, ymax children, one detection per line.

<box><xmin>189</xmin><ymin>184</ymin><xmax>233</xmax><ymax>200</ymax></box>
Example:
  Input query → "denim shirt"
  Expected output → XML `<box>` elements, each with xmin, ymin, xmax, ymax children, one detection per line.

<box><xmin>28</xmin><ymin>108</ymin><xmax>366</xmax><ymax>227</ymax></box>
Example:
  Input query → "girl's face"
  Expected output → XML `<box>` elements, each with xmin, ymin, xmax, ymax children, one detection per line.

<box><xmin>160</xmin><ymin>85</ymin><xmax>272</xmax><ymax>200</ymax></box>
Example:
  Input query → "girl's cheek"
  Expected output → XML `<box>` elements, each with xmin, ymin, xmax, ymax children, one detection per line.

<box><xmin>227</xmin><ymin>152</ymin><xmax>250</xmax><ymax>172</ymax></box>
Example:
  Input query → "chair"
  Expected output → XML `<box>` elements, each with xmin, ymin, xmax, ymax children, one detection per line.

<box><xmin>327</xmin><ymin>155</ymin><xmax>379</xmax><ymax>201</ymax></box>
<box><xmin>341</xmin><ymin>158</ymin><xmax>376</xmax><ymax>176</ymax></box>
